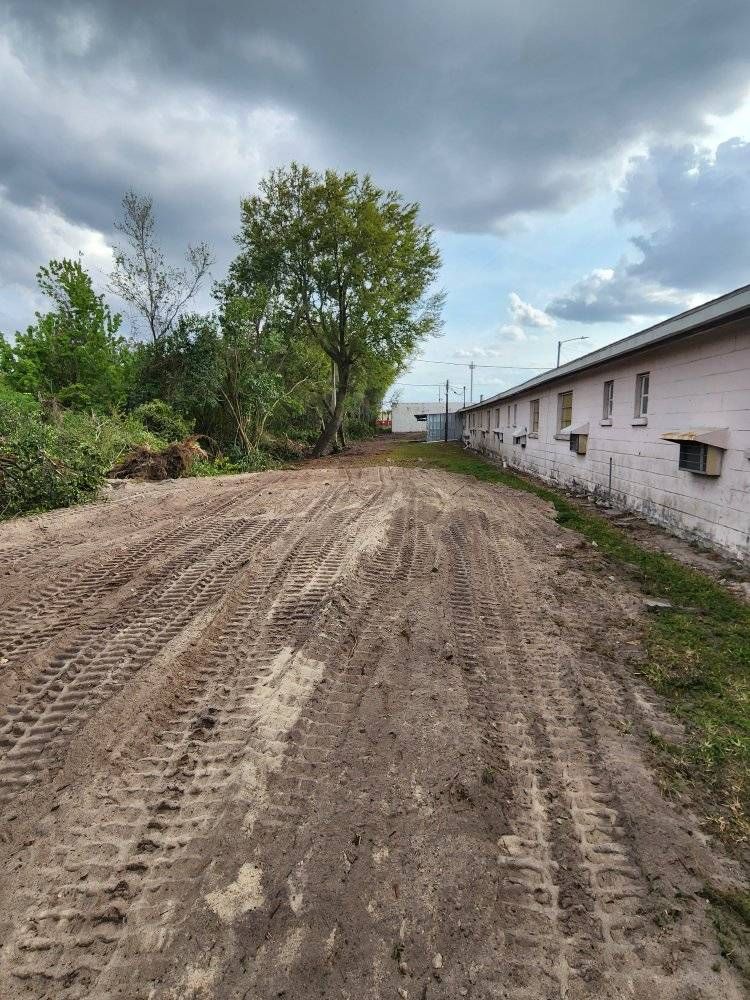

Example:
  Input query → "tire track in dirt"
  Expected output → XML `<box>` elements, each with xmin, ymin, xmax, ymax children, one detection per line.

<box><xmin>469</xmin><ymin>516</ymin><xmax>652</xmax><ymax>997</ymax></box>
<box><xmin>0</xmin><ymin>490</ymin><xmax>249</xmax><ymax>660</ymax></box>
<box><xmin>0</xmin><ymin>486</ymin><xmax>343</xmax><ymax>805</ymax></box>
<box><xmin>442</xmin><ymin>517</ymin><xmax>569</xmax><ymax>998</ymax></box>
<box><xmin>0</xmin><ymin>480</ymin><xmax>393</xmax><ymax>997</ymax></box>
<box><xmin>142</xmin><ymin>496</ymin><xmax>428</xmax><ymax>999</ymax></box>
<box><xmin>0</xmin><ymin>515</ymin><xmax>265</xmax><ymax>805</ymax></box>
<box><xmin>0</xmin><ymin>467</ymin><xmax>743</xmax><ymax>1000</ymax></box>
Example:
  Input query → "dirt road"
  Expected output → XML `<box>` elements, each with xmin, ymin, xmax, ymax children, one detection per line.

<box><xmin>0</xmin><ymin>467</ymin><xmax>744</xmax><ymax>999</ymax></box>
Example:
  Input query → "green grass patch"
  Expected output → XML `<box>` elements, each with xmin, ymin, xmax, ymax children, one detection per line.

<box><xmin>386</xmin><ymin>441</ymin><xmax>750</xmax><ymax>844</ymax></box>
<box><xmin>703</xmin><ymin>885</ymin><xmax>750</xmax><ymax>984</ymax></box>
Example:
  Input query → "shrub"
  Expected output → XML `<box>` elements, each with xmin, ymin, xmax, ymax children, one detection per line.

<box><xmin>0</xmin><ymin>391</ymin><xmax>164</xmax><ymax>518</ymax></box>
<box><xmin>345</xmin><ymin>416</ymin><xmax>376</xmax><ymax>440</ymax></box>
<box><xmin>1</xmin><ymin>396</ymin><xmax>103</xmax><ymax>516</ymax></box>
<box><xmin>130</xmin><ymin>399</ymin><xmax>193</xmax><ymax>442</ymax></box>
<box><xmin>193</xmin><ymin>449</ymin><xmax>277</xmax><ymax>477</ymax></box>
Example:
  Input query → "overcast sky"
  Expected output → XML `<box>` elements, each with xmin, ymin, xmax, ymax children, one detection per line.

<box><xmin>2</xmin><ymin>1</ymin><xmax>750</xmax><ymax>402</ymax></box>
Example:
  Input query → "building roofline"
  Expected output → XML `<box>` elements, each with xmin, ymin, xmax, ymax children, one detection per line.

<box><xmin>459</xmin><ymin>282</ymin><xmax>750</xmax><ymax>413</ymax></box>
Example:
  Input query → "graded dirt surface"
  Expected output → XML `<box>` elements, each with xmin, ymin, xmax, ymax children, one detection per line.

<box><xmin>0</xmin><ymin>466</ymin><xmax>745</xmax><ymax>999</ymax></box>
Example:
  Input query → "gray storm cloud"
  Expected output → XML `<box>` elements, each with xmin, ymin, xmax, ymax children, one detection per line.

<box><xmin>2</xmin><ymin>0</ymin><xmax>750</xmax><ymax>332</ymax></box>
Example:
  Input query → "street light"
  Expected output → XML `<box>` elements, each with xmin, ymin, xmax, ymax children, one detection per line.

<box><xmin>556</xmin><ymin>336</ymin><xmax>589</xmax><ymax>367</ymax></box>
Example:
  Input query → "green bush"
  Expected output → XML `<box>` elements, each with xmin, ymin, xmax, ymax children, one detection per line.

<box><xmin>192</xmin><ymin>449</ymin><xmax>276</xmax><ymax>477</ymax></box>
<box><xmin>0</xmin><ymin>390</ymin><xmax>164</xmax><ymax>518</ymax></box>
<box><xmin>1</xmin><ymin>396</ymin><xmax>101</xmax><ymax>516</ymax></box>
<box><xmin>345</xmin><ymin>416</ymin><xmax>376</xmax><ymax>440</ymax></box>
<box><xmin>130</xmin><ymin>399</ymin><xmax>193</xmax><ymax>442</ymax></box>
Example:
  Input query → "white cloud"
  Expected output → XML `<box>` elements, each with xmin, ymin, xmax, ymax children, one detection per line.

<box><xmin>508</xmin><ymin>292</ymin><xmax>555</xmax><ymax>329</ymax></box>
<box><xmin>547</xmin><ymin>138</ymin><xmax>750</xmax><ymax>322</ymax></box>
<box><xmin>499</xmin><ymin>323</ymin><xmax>530</xmax><ymax>342</ymax></box>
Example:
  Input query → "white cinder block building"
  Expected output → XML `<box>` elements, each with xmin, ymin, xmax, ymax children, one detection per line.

<box><xmin>460</xmin><ymin>286</ymin><xmax>750</xmax><ymax>560</ymax></box>
<box><xmin>391</xmin><ymin>401</ymin><xmax>462</xmax><ymax>433</ymax></box>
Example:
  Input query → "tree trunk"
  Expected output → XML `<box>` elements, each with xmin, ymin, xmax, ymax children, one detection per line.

<box><xmin>312</xmin><ymin>362</ymin><xmax>349</xmax><ymax>457</ymax></box>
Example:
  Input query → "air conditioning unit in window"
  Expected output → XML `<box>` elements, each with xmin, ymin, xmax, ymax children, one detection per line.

<box><xmin>677</xmin><ymin>442</ymin><xmax>723</xmax><ymax>475</ymax></box>
<box><xmin>568</xmin><ymin>422</ymin><xmax>589</xmax><ymax>455</ymax></box>
<box><xmin>569</xmin><ymin>434</ymin><xmax>587</xmax><ymax>455</ymax></box>
<box><xmin>661</xmin><ymin>428</ymin><xmax>728</xmax><ymax>477</ymax></box>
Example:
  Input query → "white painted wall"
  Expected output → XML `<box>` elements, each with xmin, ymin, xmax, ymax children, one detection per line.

<box><xmin>391</xmin><ymin>401</ymin><xmax>461</xmax><ymax>433</ymax></box>
<box><xmin>462</xmin><ymin>320</ymin><xmax>750</xmax><ymax>559</ymax></box>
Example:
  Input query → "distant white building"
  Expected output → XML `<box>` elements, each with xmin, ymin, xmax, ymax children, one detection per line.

<box><xmin>460</xmin><ymin>286</ymin><xmax>750</xmax><ymax>560</ymax></box>
<box><xmin>391</xmin><ymin>401</ymin><xmax>462</xmax><ymax>433</ymax></box>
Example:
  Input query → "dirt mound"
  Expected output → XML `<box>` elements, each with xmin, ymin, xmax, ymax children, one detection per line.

<box><xmin>109</xmin><ymin>436</ymin><xmax>207</xmax><ymax>481</ymax></box>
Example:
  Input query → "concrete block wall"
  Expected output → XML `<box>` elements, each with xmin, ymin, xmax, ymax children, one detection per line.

<box><xmin>463</xmin><ymin>320</ymin><xmax>750</xmax><ymax>559</ymax></box>
<box><xmin>391</xmin><ymin>401</ymin><xmax>461</xmax><ymax>433</ymax></box>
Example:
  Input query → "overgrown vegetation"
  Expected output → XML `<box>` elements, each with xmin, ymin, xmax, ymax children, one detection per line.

<box><xmin>0</xmin><ymin>166</ymin><xmax>442</xmax><ymax>517</ymax></box>
<box><xmin>0</xmin><ymin>382</ymin><xmax>163</xmax><ymax>516</ymax></box>
<box><xmin>385</xmin><ymin>440</ymin><xmax>750</xmax><ymax>846</ymax></box>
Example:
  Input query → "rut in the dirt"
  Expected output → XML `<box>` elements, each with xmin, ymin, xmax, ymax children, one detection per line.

<box><xmin>0</xmin><ymin>467</ymin><xmax>744</xmax><ymax>1000</ymax></box>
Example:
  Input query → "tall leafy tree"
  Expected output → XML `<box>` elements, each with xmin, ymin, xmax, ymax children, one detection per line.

<box><xmin>232</xmin><ymin>164</ymin><xmax>444</xmax><ymax>455</ymax></box>
<box><xmin>110</xmin><ymin>191</ymin><xmax>214</xmax><ymax>343</ymax></box>
<box><xmin>0</xmin><ymin>258</ymin><xmax>132</xmax><ymax>410</ymax></box>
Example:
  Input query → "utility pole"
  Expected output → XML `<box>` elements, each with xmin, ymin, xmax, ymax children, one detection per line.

<box><xmin>556</xmin><ymin>336</ymin><xmax>589</xmax><ymax>367</ymax></box>
<box><xmin>444</xmin><ymin>379</ymin><xmax>449</xmax><ymax>442</ymax></box>
<box><xmin>469</xmin><ymin>362</ymin><xmax>475</xmax><ymax>402</ymax></box>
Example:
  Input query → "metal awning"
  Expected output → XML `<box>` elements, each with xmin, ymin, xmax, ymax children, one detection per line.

<box><xmin>570</xmin><ymin>422</ymin><xmax>590</xmax><ymax>436</ymax></box>
<box><xmin>661</xmin><ymin>428</ymin><xmax>729</xmax><ymax>449</ymax></box>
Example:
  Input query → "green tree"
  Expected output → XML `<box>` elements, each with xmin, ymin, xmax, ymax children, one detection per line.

<box><xmin>213</xmin><ymin>291</ymin><xmax>309</xmax><ymax>453</ymax></box>
<box><xmin>232</xmin><ymin>164</ymin><xmax>444</xmax><ymax>456</ymax></box>
<box><xmin>0</xmin><ymin>258</ymin><xmax>132</xmax><ymax>410</ymax></box>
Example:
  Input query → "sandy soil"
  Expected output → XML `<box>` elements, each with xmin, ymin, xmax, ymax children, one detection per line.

<box><xmin>0</xmin><ymin>466</ymin><xmax>745</xmax><ymax>999</ymax></box>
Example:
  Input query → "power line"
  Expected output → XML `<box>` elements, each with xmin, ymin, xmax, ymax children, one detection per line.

<box><xmin>415</xmin><ymin>359</ymin><xmax>548</xmax><ymax>370</ymax></box>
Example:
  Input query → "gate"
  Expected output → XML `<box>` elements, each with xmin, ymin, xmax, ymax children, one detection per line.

<box><xmin>425</xmin><ymin>411</ymin><xmax>462</xmax><ymax>442</ymax></box>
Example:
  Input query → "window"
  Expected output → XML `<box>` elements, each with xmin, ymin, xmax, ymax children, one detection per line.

<box><xmin>557</xmin><ymin>391</ymin><xmax>573</xmax><ymax>431</ymax></box>
<box><xmin>507</xmin><ymin>405</ymin><xmax>511</xmax><ymax>425</ymax></box>
<box><xmin>530</xmin><ymin>398</ymin><xmax>540</xmax><ymax>433</ymax></box>
<box><xmin>635</xmin><ymin>372</ymin><xmax>649</xmax><ymax>417</ymax></box>
<box><xmin>603</xmin><ymin>380</ymin><xmax>614</xmax><ymax>419</ymax></box>
<box><xmin>513</xmin><ymin>403</ymin><xmax>518</xmax><ymax>425</ymax></box>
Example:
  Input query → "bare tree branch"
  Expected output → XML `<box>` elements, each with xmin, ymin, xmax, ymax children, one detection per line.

<box><xmin>110</xmin><ymin>191</ymin><xmax>214</xmax><ymax>342</ymax></box>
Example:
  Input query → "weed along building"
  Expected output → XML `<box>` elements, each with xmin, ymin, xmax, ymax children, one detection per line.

<box><xmin>459</xmin><ymin>286</ymin><xmax>750</xmax><ymax>560</ymax></box>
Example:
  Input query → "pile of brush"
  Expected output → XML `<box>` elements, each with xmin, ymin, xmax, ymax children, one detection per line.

<box><xmin>109</xmin><ymin>436</ymin><xmax>207</xmax><ymax>481</ymax></box>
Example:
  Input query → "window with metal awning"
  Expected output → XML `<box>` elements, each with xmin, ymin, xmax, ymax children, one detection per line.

<box><xmin>661</xmin><ymin>428</ymin><xmax>729</xmax><ymax>476</ymax></box>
